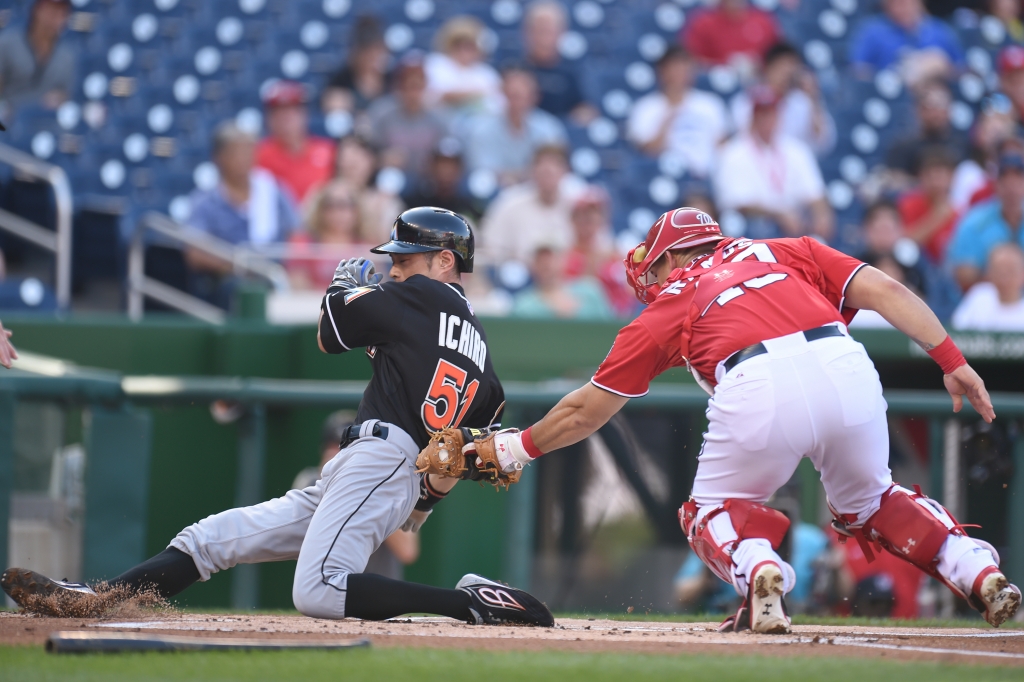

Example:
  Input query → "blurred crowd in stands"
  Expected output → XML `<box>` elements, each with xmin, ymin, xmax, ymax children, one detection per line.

<box><xmin>1</xmin><ymin>0</ymin><xmax>1024</xmax><ymax>328</ymax></box>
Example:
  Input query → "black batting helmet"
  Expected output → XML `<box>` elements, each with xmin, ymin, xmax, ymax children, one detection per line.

<box><xmin>371</xmin><ymin>206</ymin><xmax>475</xmax><ymax>273</ymax></box>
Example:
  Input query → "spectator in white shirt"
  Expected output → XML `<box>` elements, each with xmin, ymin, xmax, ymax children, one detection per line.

<box><xmin>714</xmin><ymin>85</ymin><xmax>833</xmax><ymax>239</ymax></box>
<box><xmin>730</xmin><ymin>42</ymin><xmax>836</xmax><ymax>156</ymax></box>
<box><xmin>480</xmin><ymin>145</ymin><xmax>576</xmax><ymax>267</ymax></box>
<box><xmin>464</xmin><ymin>65</ymin><xmax>567</xmax><ymax>187</ymax></box>
<box><xmin>425</xmin><ymin>16</ymin><xmax>503</xmax><ymax>123</ymax></box>
<box><xmin>952</xmin><ymin>243</ymin><xmax>1024</xmax><ymax>331</ymax></box>
<box><xmin>626</xmin><ymin>46</ymin><xmax>729</xmax><ymax>178</ymax></box>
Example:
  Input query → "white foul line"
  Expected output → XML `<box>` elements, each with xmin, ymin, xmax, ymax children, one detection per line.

<box><xmin>827</xmin><ymin>630</ymin><xmax>1024</xmax><ymax>639</ymax></box>
<box><xmin>832</xmin><ymin>639</ymin><xmax>1024</xmax><ymax>660</ymax></box>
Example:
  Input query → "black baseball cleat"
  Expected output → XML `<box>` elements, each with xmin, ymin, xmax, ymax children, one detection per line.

<box><xmin>456</xmin><ymin>574</ymin><xmax>554</xmax><ymax>627</ymax></box>
<box><xmin>1</xmin><ymin>567</ymin><xmax>98</xmax><ymax>616</ymax></box>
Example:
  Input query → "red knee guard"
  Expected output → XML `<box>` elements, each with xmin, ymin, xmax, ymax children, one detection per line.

<box><xmin>680</xmin><ymin>498</ymin><xmax>791</xmax><ymax>586</ymax></box>
<box><xmin>834</xmin><ymin>485</ymin><xmax>979</xmax><ymax>599</ymax></box>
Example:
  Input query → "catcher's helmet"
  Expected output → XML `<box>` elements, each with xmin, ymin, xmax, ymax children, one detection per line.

<box><xmin>625</xmin><ymin>207</ymin><xmax>724</xmax><ymax>304</ymax></box>
<box><xmin>371</xmin><ymin>206</ymin><xmax>474</xmax><ymax>273</ymax></box>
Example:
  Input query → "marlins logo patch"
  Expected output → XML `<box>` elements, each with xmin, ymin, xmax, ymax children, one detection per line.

<box><xmin>472</xmin><ymin>586</ymin><xmax>526</xmax><ymax>611</ymax></box>
<box><xmin>343</xmin><ymin>286</ymin><xmax>377</xmax><ymax>305</ymax></box>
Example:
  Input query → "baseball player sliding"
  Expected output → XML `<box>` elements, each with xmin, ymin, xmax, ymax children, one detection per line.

<box><xmin>2</xmin><ymin>207</ymin><xmax>553</xmax><ymax>627</ymax></box>
<box><xmin>420</xmin><ymin>207</ymin><xmax>1020</xmax><ymax>634</ymax></box>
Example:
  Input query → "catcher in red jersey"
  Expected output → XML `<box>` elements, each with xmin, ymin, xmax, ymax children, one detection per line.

<box><xmin>463</xmin><ymin>207</ymin><xmax>1020</xmax><ymax>633</ymax></box>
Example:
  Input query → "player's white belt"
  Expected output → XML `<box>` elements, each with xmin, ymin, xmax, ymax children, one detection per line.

<box><xmin>722</xmin><ymin>324</ymin><xmax>845</xmax><ymax>373</ymax></box>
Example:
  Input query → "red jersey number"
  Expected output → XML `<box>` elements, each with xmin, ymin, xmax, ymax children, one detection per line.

<box><xmin>422</xmin><ymin>359</ymin><xmax>480</xmax><ymax>431</ymax></box>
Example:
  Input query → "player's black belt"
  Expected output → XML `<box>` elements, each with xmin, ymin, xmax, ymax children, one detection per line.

<box><xmin>722</xmin><ymin>325</ymin><xmax>845</xmax><ymax>374</ymax></box>
<box><xmin>338</xmin><ymin>422</ymin><xmax>390</xmax><ymax>450</ymax></box>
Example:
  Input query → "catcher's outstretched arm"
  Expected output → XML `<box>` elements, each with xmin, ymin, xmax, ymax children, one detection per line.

<box><xmin>528</xmin><ymin>383</ymin><xmax>628</xmax><ymax>453</ymax></box>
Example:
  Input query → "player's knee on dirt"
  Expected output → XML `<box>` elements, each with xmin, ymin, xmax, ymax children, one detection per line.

<box><xmin>291</xmin><ymin>569</ymin><xmax>351</xmax><ymax>620</ymax></box>
<box><xmin>681</xmin><ymin>499</ymin><xmax>793</xmax><ymax>595</ymax></box>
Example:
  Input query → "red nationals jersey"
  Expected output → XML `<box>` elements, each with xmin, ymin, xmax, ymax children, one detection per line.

<box><xmin>591</xmin><ymin>237</ymin><xmax>867</xmax><ymax>396</ymax></box>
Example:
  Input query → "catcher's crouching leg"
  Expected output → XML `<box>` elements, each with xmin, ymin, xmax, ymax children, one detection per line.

<box><xmin>835</xmin><ymin>485</ymin><xmax>1021</xmax><ymax>626</ymax></box>
<box><xmin>680</xmin><ymin>499</ymin><xmax>795</xmax><ymax>633</ymax></box>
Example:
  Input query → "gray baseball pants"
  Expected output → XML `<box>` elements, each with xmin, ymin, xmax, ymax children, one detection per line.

<box><xmin>170</xmin><ymin>420</ymin><xmax>419</xmax><ymax>619</ymax></box>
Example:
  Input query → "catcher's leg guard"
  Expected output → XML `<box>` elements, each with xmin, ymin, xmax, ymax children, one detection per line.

<box><xmin>680</xmin><ymin>499</ymin><xmax>795</xmax><ymax>603</ymax></box>
<box><xmin>834</xmin><ymin>485</ymin><xmax>1011</xmax><ymax>616</ymax></box>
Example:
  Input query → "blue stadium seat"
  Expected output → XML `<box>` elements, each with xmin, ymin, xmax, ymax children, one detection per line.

<box><xmin>0</xmin><ymin>0</ymin><xmax>995</xmax><ymax>299</ymax></box>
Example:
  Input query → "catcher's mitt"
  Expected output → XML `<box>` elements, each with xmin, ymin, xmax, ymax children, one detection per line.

<box><xmin>416</xmin><ymin>427</ymin><xmax>521</xmax><ymax>490</ymax></box>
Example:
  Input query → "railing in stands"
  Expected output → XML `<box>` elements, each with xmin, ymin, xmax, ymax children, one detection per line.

<box><xmin>127</xmin><ymin>212</ymin><xmax>291</xmax><ymax>324</ymax></box>
<box><xmin>127</xmin><ymin>211</ymin><xmax>396</xmax><ymax>325</ymax></box>
<box><xmin>0</xmin><ymin>142</ymin><xmax>73</xmax><ymax>309</ymax></box>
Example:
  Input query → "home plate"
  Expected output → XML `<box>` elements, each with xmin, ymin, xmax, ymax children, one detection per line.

<box><xmin>46</xmin><ymin>630</ymin><xmax>370</xmax><ymax>654</ymax></box>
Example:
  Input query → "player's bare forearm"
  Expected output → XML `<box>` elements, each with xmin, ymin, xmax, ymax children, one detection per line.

<box><xmin>427</xmin><ymin>474</ymin><xmax>458</xmax><ymax>495</ymax></box>
<box><xmin>846</xmin><ymin>266</ymin><xmax>995</xmax><ymax>422</ymax></box>
<box><xmin>844</xmin><ymin>266</ymin><xmax>947</xmax><ymax>350</ymax></box>
<box><xmin>529</xmin><ymin>383</ymin><xmax>628</xmax><ymax>453</ymax></box>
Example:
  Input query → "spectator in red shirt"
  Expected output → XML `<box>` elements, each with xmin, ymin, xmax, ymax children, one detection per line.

<box><xmin>562</xmin><ymin>186</ymin><xmax>633</xmax><ymax>317</ymax></box>
<box><xmin>898</xmin><ymin>145</ymin><xmax>959</xmax><ymax>264</ymax></box>
<box><xmin>256</xmin><ymin>81</ymin><xmax>336</xmax><ymax>203</ymax></box>
<box><xmin>681</xmin><ymin>0</ymin><xmax>779</xmax><ymax>75</ymax></box>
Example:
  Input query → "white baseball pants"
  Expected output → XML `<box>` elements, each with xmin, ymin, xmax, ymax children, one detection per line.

<box><xmin>690</xmin><ymin>327</ymin><xmax>996</xmax><ymax>597</ymax></box>
<box><xmin>170</xmin><ymin>420</ymin><xmax>420</xmax><ymax>618</ymax></box>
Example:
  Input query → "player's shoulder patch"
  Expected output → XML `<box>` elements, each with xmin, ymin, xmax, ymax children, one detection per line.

<box><xmin>343</xmin><ymin>285</ymin><xmax>381</xmax><ymax>305</ymax></box>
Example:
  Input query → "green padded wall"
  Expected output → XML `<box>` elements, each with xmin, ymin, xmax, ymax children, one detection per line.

<box><xmin>5</xmin><ymin>315</ymin><xmax>1024</xmax><ymax>608</ymax></box>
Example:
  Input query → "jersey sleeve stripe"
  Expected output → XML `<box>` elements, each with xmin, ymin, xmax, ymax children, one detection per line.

<box><xmin>838</xmin><ymin>262</ymin><xmax>868</xmax><ymax>313</ymax></box>
<box><xmin>325</xmin><ymin>293</ymin><xmax>351</xmax><ymax>351</ymax></box>
<box><xmin>590</xmin><ymin>378</ymin><xmax>649</xmax><ymax>398</ymax></box>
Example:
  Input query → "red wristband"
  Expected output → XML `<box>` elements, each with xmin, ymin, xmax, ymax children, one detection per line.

<box><xmin>927</xmin><ymin>336</ymin><xmax>966</xmax><ymax>375</ymax></box>
<box><xmin>521</xmin><ymin>427</ymin><xmax>544</xmax><ymax>459</ymax></box>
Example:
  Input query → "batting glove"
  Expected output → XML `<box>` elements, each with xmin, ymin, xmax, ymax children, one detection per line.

<box><xmin>328</xmin><ymin>257</ymin><xmax>383</xmax><ymax>293</ymax></box>
<box><xmin>401</xmin><ymin>509</ymin><xmax>431</xmax><ymax>533</ymax></box>
<box><xmin>463</xmin><ymin>428</ymin><xmax>532</xmax><ymax>475</ymax></box>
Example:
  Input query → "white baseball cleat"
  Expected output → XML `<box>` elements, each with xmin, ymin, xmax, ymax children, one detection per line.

<box><xmin>972</xmin><ymin>569</ymin><xmax>1021</xmax><ymax>628</ymax></box>
<box><xmin>749</xmin><ymin>562</ymin><xmax>791</xmax><ymax>634</ymax></box>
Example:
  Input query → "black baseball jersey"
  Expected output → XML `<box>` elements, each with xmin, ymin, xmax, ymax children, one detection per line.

<box><xmin>319</xmin><ymin>275</ymin><xmax>505</xmax><ymax>449</ymax></box>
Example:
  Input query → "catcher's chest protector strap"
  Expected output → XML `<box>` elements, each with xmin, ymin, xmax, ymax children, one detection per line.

<box><xmin>680</xmin><ymin>499</ymin><xmax>791</xmax><ymax>586</ymax></box>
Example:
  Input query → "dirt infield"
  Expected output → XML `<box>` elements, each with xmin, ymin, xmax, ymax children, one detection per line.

<box><xmin>2</xmin><ymin>611</ymin><xmax>1023</xmax><ymax>665</ymax></box>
